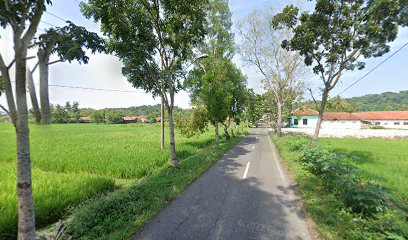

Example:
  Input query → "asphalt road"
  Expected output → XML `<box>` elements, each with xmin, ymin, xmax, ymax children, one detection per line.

<box><xmin>133</xmin><ymin>128</ymin><xmax>313</xmax><ymax>240</ymax></box>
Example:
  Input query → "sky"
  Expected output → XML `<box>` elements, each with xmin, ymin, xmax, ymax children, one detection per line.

<box><xmin>0</xmin><ymin>0</ymin><xmax>407</xmax><ymax>110</ymax></box>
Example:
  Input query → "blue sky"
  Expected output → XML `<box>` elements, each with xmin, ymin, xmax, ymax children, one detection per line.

<box><xmin>0</xmin><ymin>0</ymin><xmax>407</xmax><ymax>109</ymax></box>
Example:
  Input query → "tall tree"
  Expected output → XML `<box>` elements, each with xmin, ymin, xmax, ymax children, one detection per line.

<box><xmin>237</xmin><ymin>7</ymin><xmax>306</xmax><ymax>137</ymax></box>
<box><xmin>186</xmin><ymin>0</ymin><xmax>238</xmax><ymax>144</ymax></box>
<box><xmin>224</xmin><ymin>64</ymin><xmax>247</xmax><ymax>138</ymax></box>
<box><xmin>273</xmin><ymin>0</ymin><xmax>408</xmax><ymax>141</ymax></box>
<box><xmin>187</xmin><ymin>58</ymin><xmax>246</xmax><ymax>143</ymax></box>
<box><xmin>82</xmin><ymin>0</ymin><xmax>208</xmax><ymax>168</ymax></box>
<box><xmin>0</xmin><ymin>0</ymin><xmax>51</xmax><ymax>238</ymax></box>
<box><xmin>34</xmin><ymin>22</ymin><xmax>104</xmax><ymax>124</ymax></box>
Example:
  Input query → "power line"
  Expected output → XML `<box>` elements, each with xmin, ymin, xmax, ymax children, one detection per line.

<box><xmin>47</xmin><ymin>83</ymin><xmax>145</xmax><ymax>93</ymax></box>
<box><xmin>337</xmin><ymin>42</ymin><xmax>408</xmax><ymax>96</ymax></box>
<box><xmin>44</xmin><ymin>11</ymin><xmax>67</xmax><ymax>23</ymax></box>
<box><xmin>11</xmin><ymin>81</ymin><xmax>145</xmax><ymax>93</ymax></box>
<box><xmin>40</xmin><ymin>20</ymin><xmax>57</xmax><ymax>28</ymax></box>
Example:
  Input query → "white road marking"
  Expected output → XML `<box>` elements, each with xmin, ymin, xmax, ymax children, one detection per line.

<box><xmin>252</xmin><ymin>146</ymin><xmax>255</xmax><ymax>150</ymax></box>
<box><xmin>267</xmin><ymin>135</ymin><xmax>286</xmax><ymax>183</ymax></box>
<box><xmin>243</xmin><ymin>162</ymin><xmax>251</xmax><ymax>179</ymax></box>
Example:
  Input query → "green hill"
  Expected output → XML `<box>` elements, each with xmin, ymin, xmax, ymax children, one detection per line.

<box><xmin>346</xmin><ymin>90</ymin><xmax>408</xmax><ymax>111</ymax></box>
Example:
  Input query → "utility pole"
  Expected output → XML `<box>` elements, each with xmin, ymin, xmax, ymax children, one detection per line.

<box><xmin>161</xmin><ymin>95</ymin><xmax>165</xmax><ymax>150</ymax></box>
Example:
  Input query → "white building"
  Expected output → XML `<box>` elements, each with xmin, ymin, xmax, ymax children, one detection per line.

<box><xmin>288</xmin><ymin>109</ymin><xmax>408</xmax><ymax>130</ymax></box>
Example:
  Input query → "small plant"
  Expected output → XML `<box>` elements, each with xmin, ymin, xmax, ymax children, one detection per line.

<box><xmin>288</xmin><ymin>137</ymin><xmax>311</xmax><ymax>151</ymax></box>
<box><xmin>343</xmin><ymin>183</ymin><xmax>389</xmax><ymax>217</ymax></box>
<box><xmin>298</xmin><ymin>145</ymin><xmax>389</xmax><ymax>217</ymax></box>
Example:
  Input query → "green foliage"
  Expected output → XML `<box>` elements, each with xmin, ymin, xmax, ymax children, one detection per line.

<box><xmin>187</xmin><ymin>58</ymin><xmax>247</xmax><ymax>127</ymax></box>
<box><xmin>319</xmin><ymin>137</ymin><xmax>408</xmax><ymax>207</ymax></box>
<box><xmin>271</xmin><ymin>134</ymin><xmax>408</xmax><ymax>239</ymax></box>
<box><xmin>347</xmin><ymin>90</ymin><xmax>408</xmax><ymax>112</ymax></box>
<box><xmin>342</xmin><ymin>183</ymin><xmax>389</xmax><ymax>217</ymax></box>
<box><xmin>0</xmin><ymin>0</ymin><xmax>52</xmax><ymax>29</ymax></box>
<box><xmin>50</xmin><ymin>101</ymin><xmax>81</xmax><ymax>123</ymax></box>
<box><xmin>186</xmin><ymin>0</ymin><xmax>247</xmax><ymax>135</ymax></box>
<box><xmin>0</xmin><ymin>124</ymin><xmax>227</xmax><ymax>179</ymax></box>
<box><xmin>37</xmin><ymin>21</ymin><xmax>105</xmax><ymax>64</ymax></box>
<box><xmin>0</xmin><ymin>123</ymin><xmax>247</xmax><ymax>238</ymax></box>
<box><xmin>299</xmin><ymin>144</ymin><xmax>389</xmax><ymax>217</ymax></box>
<box><xmin>273</xmin><ymin>0</ymin><xmax>408</xmax><ymax>137</ymax></box>
<box><xmin>65</xmin><ymin>134</ymin><xmax>244</xmax><ymax>240</ymax></box>
<box><xmin>273</xmin><ymin>0</ymin><xmax>408</xmax><ymax>72</ymax></box>
<box><xmin>0</xmin><ymin>163</ymin><xmax>114</xmax><ymax>239</ymax></box>
<box><xmin>300</xmin><ymin>91</ymin><xmax>408</xmax><ymax>112</ymax></box>
<box><xmin>103</xmin><ymin>110</ymin><xmax>124</xmax><ymax>124</ymax></box>
<box><xmin>82</xmin><ymin>0</ymin><xmax>208</xmax><ymax>97</ymax></box>
<box><xmin>175</xmin><ymin>106</ymin><xmax>209</xmax><ymax>138</ymax></box>
<box><xmin>90</xmin><ymin>110</ymin><xmax>104</xmax><ymax>123</ymax></box>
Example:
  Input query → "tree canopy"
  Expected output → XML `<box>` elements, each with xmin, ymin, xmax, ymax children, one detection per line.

<box><xmin>36</xmin><ymin>22</ymin><xmax>105</xmax><ymax>64</ymax></box>
<box><xmin>273</xmin><ymin>0</ymin><xmax>408</xmax><ymax>140</ymax></box>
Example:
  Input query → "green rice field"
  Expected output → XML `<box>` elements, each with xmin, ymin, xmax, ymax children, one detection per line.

<box><xmin>319</xmin><ymin>138</ymin><xmax>408</xmax><ymax>205</ymax></box>
<box><xmin>0</xmin><ymin>123</ymin><xmax>230</xmax><ymax>238</ymax></box>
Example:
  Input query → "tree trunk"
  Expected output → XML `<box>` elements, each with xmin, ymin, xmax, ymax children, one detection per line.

<box><xmin>160</xmin><ymin>97</ymin><xmax>164</xmax><ymax>150</ymax></box>
<box><xmin>215</xmin><ymin>118</ymin><xmax>219</xmax><ymax>146</ymax></box>
<box><xmin>38</xmin><ymin>52</ymin><xmax>51</xmax><ymax>124</ymax></box>
<box><xmin>223</xmin><ymin>123</ymin><xmax>230</xmax><ymax>140</ymax></box>
<box><xmin>313</xmin><ymin>89</ymin><xmax>329</xmax><ymax>142</ymax></box>
<box><xmin>276</xmin><ymin>101</ymin><xmax>283</xmax><ymax>137</ymax></box>
<box><xmin>0</xmin><ymin>55</ymin><xmax>18</xmax><ymax>126</ymax></box>
<box><xmin>167</xmin><ymin>106</ymin><xmax>179</xmax><ymax>168</ymax></box>
<box><xmin>228</xmin><ymin>116</ymin><xmax>234</xmax><ymax>137</ymax></box>
<box><xmin>26</xmin><ymin>68</ymin><xmax>41</xmax><ymax>124</ymax></box>
<box><xmin>15</xmin><ymin>45</ymin><xmax>36</xmax><ymax>240</ymax></box>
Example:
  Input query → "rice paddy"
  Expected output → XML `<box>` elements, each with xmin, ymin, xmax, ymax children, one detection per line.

<box><xmin>0</xmin><ymin>123</ymin><xmax>233</xmax><ymax>238</ymax></box>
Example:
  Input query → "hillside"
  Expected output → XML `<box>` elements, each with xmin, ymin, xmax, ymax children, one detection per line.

<box><xmin>346</xmin><ymin>90</ymin><xmax>408</xmax><ymax>111</ymax></box>
<box><xmin>106</xmin><ymin>104</ymin><xmax>185</xmax><ymax>116</ymax></box>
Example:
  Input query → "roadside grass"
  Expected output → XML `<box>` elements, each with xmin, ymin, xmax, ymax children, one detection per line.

<box><xmin>66</xmin><ymin>132</ymin><xmax>245</xmax><ymax>239</ymax></box>
<box><xmin>271</xmin><ymin>134</ymin><xmax>408</xmax><ymax>240</ymax></box>
<box><xmin>0</xmin><ymin>162</ymin><xmax>115</xmax><ymax>239</ymax></box>
<box><xmin>0</xmin><ymin>123</ymin><xmax>246</xmax><ymax>239</ymax></box>
<box><xmin>319</xmin><ymin>138</ymin><xmax>408</xmax><ymax>208</ymax></box>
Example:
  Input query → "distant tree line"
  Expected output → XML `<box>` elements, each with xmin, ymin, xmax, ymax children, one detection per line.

<box><xmin>346</xmin><ymin>91</ymin><xmax>408</xmax><ymax>112</ymax></box>
<box><xmin>300</xmin><ymin>90</ymin><xmax>408</xmax><ymax>113</ymax></box>
<box><xmin>28</xmin><ymin>102</ymin><xmax>186</xmax><ymax>124</ymax></box>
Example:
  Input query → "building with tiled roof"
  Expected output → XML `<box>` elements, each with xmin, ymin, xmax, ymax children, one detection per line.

<box><xmin>288</xmin><ymin>109</ymin><xmax>408</xmax><ymax>129</ymax></box>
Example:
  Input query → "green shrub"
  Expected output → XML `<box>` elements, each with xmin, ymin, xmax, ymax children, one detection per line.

<box><xmin>343</xmin><ymin>184</ymin><xmax>389</xmax><ymax>217</ymax></box>
<box><xmin>299</xmin><ymin>145</ymin><xmax>389</xmax><ymax>217</ymax></box>
<box><xmin>288</xmin><ymin>136</ymin><xmax>311</xmax><ymax>151</ymax></box>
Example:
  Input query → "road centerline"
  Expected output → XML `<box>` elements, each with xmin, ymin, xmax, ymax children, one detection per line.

<box><xmin>243</xmin><ymin>162</ymin><xmax>251</xmax><ymax>179</ymax></box>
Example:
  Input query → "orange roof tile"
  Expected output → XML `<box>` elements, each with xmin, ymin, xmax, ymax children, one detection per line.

<box><xmin>354</xmin><ymin>111</ymin><xmax>408</xmax><ymax>120</ymax></box>
<box><xmin>322</xmin><ymin>112</ymin><xmax>360</xmax><ymax>120</ymax></box>
<box><xmin>292</xmin><ymin>108</ymin><xmax>408</xmax><ymax>120</ymax></box>
<box><xmin>291</xmin><ymin>108</ymin><xmax>319</xmax><ymax>116</ymax></box>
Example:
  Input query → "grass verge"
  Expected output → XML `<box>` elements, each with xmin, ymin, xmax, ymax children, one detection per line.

<box><xmin>271</xmin><ymin>134</ymin><xmax>408</xmax><ymax>240</ymax></box>
<box><xmin>319</xmin><ymin>138</ymin><xmax>408</xmax><ymax>209</ymax></box>
<box><xmin>0</xmin><ymin>163</ymin><xmax>115</xmax><ymax>239</ymax></box>
<box><xmin>66</xmin><ymin>134</ymin><xmax>245</xmax><ymax>239</ymax></box>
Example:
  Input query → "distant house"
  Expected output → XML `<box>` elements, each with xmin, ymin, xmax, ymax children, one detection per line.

<box><xmin>122</xmin><ymin>116</ymin><xmax>138</xmax><ymax>123</ymax></box>
<box><xmin>138</xmin><ymin>116</ymin><xmax>149</xmax><ymax>123</ymax></box>
<box><xmin>288</xmin><ymin>109</ymin><xmax>408</xmax><ymax>129</ymax></box>
<box><xmin>79</xmin><ymin>116</ymin><xmax>92</xmax><ymax>123</ymax></box>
